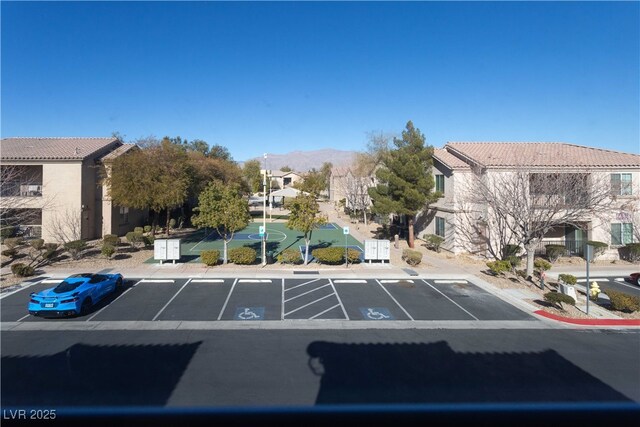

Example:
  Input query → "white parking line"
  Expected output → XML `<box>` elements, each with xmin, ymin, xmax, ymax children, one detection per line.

<box><xmin>41</xmin><ymin>279</ymin><xmax>64</xmax><ymax>284</ymax></box>
<box><xmin>379</xmin><ymin>280</ymin><xmax>414</xmax><ymax>284</ymax></box>
<box><xmin>284</xmin><ymin>293</ymin><xmax>334</xmax><ymax>317</ymax></box>
<box><xmin>577</xmin><ymin>278</ymin><xmax>609</xmax><ymax>283</ymax></box>
<box><xmin>334</xmin><ymin>280</ymin><xmax>366</xmax><ymax>284</ymax></box>
<box><xmin>140</xmin><ymin>279</ymin><xmax>175</xmax><ymax>283</ymax></box>
<box><xmin>375</xmin><ymin>280</ymin><xmax>414</xmax><ymax>321</ymax></box>
<box><xmin>309</xmin><ymin>304</ymin><xmax>341</xmax><ymax>320</ymax></box>
<box><xmin>285</xmin><ymin>278</ymin><xmax>321</xmax><ymax>292</ymax></box>
<box><xmin>217</xmin><ymin>278</ymin><xmax>238</xmax><ymax>320</ymax></box>
<box><xmin>16</xmin><ymin>314</ymin><xmax>30</xmax><ymax>322</ymax></box>
<box><xmin>434</xmin><ymin>280</ymin><xmax>468</xmax><ymax>284</ymax></box>
<box><xmin>422</xmin><ymin>279</ymin><xmax>479</xmax><ymax>321</ymax></box>
<box><xmin>281</xmin><ymin>278</ymin><xmax>285</xmax><ymax>320</ymax></box>
<box><xmin>611</xmin><ymin>279</ymin><xmax>640</xmax><ymax>291</ymax></box>
<box><xmin>190</xmin><ymin>279</ymin><xmax>225</xmax><ymax>283</ymax></box>
<box><xmin>328</xmin><ymin>279</ymin><xmax>349</xmax><ymax>320</ymax></box>
<box><xmin>85</xmin><ymin>279</ymin><xmax>143</xmax><ymax>322</ymax></box>
<box><xmin>0</xmin><ymin>277</ymin><xmax>49</xmax><ymax>300</ymax></box>
<box><xmin>152</xmin><ymin>279</ymin><xmax>193</xmax><ymax>321</ymax></box>
<box><xmin>284</xmin><ymin>284</ymin><xmax>331</xmax><ymax>303</ymax></box>
<box><xmin>238</xmin><ymin>279</ymin><xmax>272</xmax><ymax>283</ymax></box>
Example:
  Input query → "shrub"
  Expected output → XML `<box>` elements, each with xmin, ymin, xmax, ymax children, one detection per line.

<box><xmin>126</xmin><ymin>231</ymin><xmax>145</xmax><ymax>249</ymax></box>
<box><xmin>4</xmin><ymin>237</ymin><xmax>23</xmax><ymax>250</ymax></box>
<box><xmin>277</xmin><ymin>248</ymin><xmax>302</xmax><ymax>264</ymax></box>
<box><xmin>41</xmin><ymin>244</ymin><xmax>59</xmax><ymax>262</ymax></box>
<box><xmin>103</xmin><ymin>234</ymin><xmax>119</xmax><ymax>246</ymax></box>
<box><xmin>1</xmin><ymin>225</ymin><xmax>16</xmax><ymax>240</ymax></box>
<box><xmin>134</xmin><ymin>226</ymin><xmax>144</xmax><ymax>234</ymax></box>
<box><xmin>605</xmin><ymin>289</ymin><xmax>640</xmax><ymax>313</ymax></box>
<box><xmin>545</xmin><ymin>244</ymin><xmax>567</xmax><ymax>262</ymax></box>
<box><xmin>143</xmin><ymin>235</ymin><xmax>155</xmax><ymax>246</ymax></box>
<box><xmin>534</xmin><ymin>258</ymin><xmax>552</xmax><ymax>272</ymax></box>
<box><xmin>505</xmin><ymin>256</ymin><xmax>521</xmax><ymax>269</ymax></box>
<box><xmin>200</xmin><ymin>250</ymin><xmax>221</xmax><ymax>266</ymax></box>
<box><xmin>2</xmin><ymin>248</ymin><xmax>17</xmax><ymax>258</ymax></box>
<box><xmin>486</xmin><ymin>260</ymin><xmax>511</xmax><ymax>275</ymax></box>
<box><xmin>144</xmin><ymin>225</ymin><xmax>152</xmax><ymax>233</ymax></box>
<box><xmin>621</xmin><ymin>243</ymin><xmax>640</xmax><ymax>263</ymax></box>
<box><xmin>502</xmin><ymin>244</ymin><xmax>522</xmax><ymax>259</ymax></box>
<box><xmin>169</xmin><ymin>218</ymin><xmax>176</xmax><ymax>229</ymax></box>
<box><xmin>402</xmin><ymin>249</ymin><xmax>422</xmax><ymax>266</ymax></box>
<box><xmin>64</xmin><ymin>240</ymin><xmax>88</xmax><ymax>260</ymax></box>
<box><xmin>101</xmin><ymin>244</ymin><xmax>116</xmax><ymax>259</ymax></box>
<box><xmin>312</xmin><ymin>247</ymin><xmax>344</xmax><ymax>264</ymax></box>
<box><xmin>544</xmin><ymin>291</ymin><xmax>576</xmax><ymax>310</ymax></box>
<box><xmin>423</xmin><ymin>234</ymin><xmax>444</xmax><ymax>253</ymax></box>
<box><xmin>558</xmin><ymin>274</ymin><xmax>577</xmax><ymax>286</ymax></box>
<box><xmin>228</xmin><ymin>247</ymin><xmax>257</xmax><ymax>265</ymax></box>
<box><xmin>11</xmin><ymin>263</ymin><xmax>35</xmax><ymax>277</ymax></box>
<box><xmin>29</xmin><ymin>239</ymin><xmax>45</xmax><ymax>250</ymax></box>
<box><xmin>346</xmin><ymin>248</ymin><xmax>361</xmax><ymax>264</ymax></box>
<box><xmin>586</xmin><ymin>240</ymin><xmax>608</xmax><ymax>259</ymax></box>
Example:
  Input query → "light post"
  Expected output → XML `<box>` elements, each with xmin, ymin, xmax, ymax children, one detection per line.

<box><xmin>262</xmin><ymin>153</ymin><xmax>267</xmax><ymax>266</ymax></box>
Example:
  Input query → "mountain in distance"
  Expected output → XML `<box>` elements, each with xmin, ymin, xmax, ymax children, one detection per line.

<box><xmin>241</xmin><ymin>149</ymin><xmax>358</xmax><ymax>172</ymax></box>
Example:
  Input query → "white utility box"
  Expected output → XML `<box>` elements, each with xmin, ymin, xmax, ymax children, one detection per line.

<box><xmin>154</xmin><ymin>238</ymin><xmax>182</xmax><ymax>264</ymax></box>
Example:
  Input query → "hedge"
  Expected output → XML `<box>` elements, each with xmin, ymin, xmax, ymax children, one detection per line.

<box><xmin>3</xmin><ymin>237</ymin><xmax>23</xmax><ymax>250</ymax></box>
<box><xmin>277</xmin><ymin>248</ymin><xmax>302</xmax><ymax>264</ymax></box>
<box><xmin>486</xmin><ymin>260</ymin><xmax>511</xmax><ymax>275</ymax></box>
<box><xmin>534</xmin><ymin>258</ymin><xmax>552</xmax><ymax>271</ymax></box>
<box><xmin>423</xmin><ymin>234</ymin><xmax>444</xmax><ymax>253</ymax></box>
<box><xmin>544</xmin><ymin>291</ymin><xmax>576</xmax><ymax>310</ymax></box>
<box><xmin>586</xmin><ymin>240</ymin><xmax>607</xmax><ymax>258</ymax></box>
<box><xmin>103</xmin><ymin>234</ymin><xmax>120</xmax><ymax>246</ymax></box>
<box><xmin>2</xmin><ymin>248</ymin><xmax>17</xmax><ymax>258</ymax></box>
<box><xmin>312</xmin><ymin>247</ymin><xmax>344</xmax><ymax>264</ymax></box>
<box><xmin>30</xmin><ymin>239</ymin><xmax>45</xmax><ymax>250</ymax></box>
<box><xmin>346</xmin><ymin>248</ymin><xmax>361</xmax><ymax>264</ymax></box>
<box><xmin>605</xmin><ymin>289</ymin><xmax>640</xmax><ymax>313</ymax></box>
<box><xmin>134</xmin><ymin>227</ymin><xmax>144</xmax><ymax>234</ymax></box>
<box><xmin>64</xmin><ymin>240</ymin><xmax>88</xmax><ymax>259</ymax></box>
<box><xmin>143</xmin><ymin>225</ymin><xmax>152</xmax><ymax>233</ymax></box>
<box><xmin>621</xmin><ymin>243</ymin><xmax>640</xmax><ymax>263</ymax></box>
<box><xmin>402</xmin><ymin>249</ymin><xmax>422</xmax><ymax>266</ymax></box>
<box><xmin>228</xmin><ymin>247</ymin><xmax>257</xmax><ymax>265</ymax></box>
<box><xmin>200</xmin><ymin>250</ymin><xmax>221</xmax><ymax>266</ymax></box>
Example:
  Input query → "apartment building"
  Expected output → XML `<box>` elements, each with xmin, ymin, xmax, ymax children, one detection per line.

<box><xmin>0</xmin><ymin>137</ymin><xmax>145</xmax><ymax>243</ymax></box>
<box><xmin>422</xmin><ymin>142</ymin><xmax>640</xmax><ymax>259</ymax></box>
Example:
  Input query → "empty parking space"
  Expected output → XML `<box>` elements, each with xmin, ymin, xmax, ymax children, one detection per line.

<box><xmin>155</xmin><ymin>279</ymin><xmax>235</xmax><ymax>321</ymax></box>
<box><xmin>377</xmin><ymin>279</ymin><xmax>476</xmax><ymax>320</ymax></box>
<box><xmin>283</xmin><ymin>278</ymin><xmax>346</xmax><ymax>320</ymax></box>
<box><xmin>424</xmin><ymin>280</ymin><xmax>534</xmax><ymax>321</ymax></box>
<box><xmin>333</xmin><ymin>279</ymin><xmax>411</xmax><ymax>320</ymax></box>
<box><xmin>218</xmin><ymin>279</ymin><xmax>282</xmax><ymax>320</ymax></box>
<box><xmin>88</xmin><ymin>280</ymin><xmax>188</xmax><ymax>321</ymax></box>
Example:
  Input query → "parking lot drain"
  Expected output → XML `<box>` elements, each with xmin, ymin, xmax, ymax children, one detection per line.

<box><xmin>402</xmin><ymin>268</ymin><xmax>419</xmax><ymax>276</ymax></box>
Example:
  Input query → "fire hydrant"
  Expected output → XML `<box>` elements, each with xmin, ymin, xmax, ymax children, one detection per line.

<box><xmin>589</xmin><ymin>281</ymin><xmax>601</xmax><ymax>302</ymax></box>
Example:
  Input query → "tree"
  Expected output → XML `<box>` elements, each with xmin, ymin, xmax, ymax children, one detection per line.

<box><xmin>243</xmin><ymin>160</ymin><xmax>263</xmax><ymax>194</ymax></box>
<box><xmin>104</xmin><ymin>139</ymin><xmax>191</xmax><ymax>235</ymax></box>
<box><xmin>280</xmin><ymin>166</ymin><xmax>292</xmax><ymax>172</ymax></box>
<box><xmin>191</xmin><ymin>181</ymin><xmax>251</xmax><ymax>264</ymax></box>
<box><xmin>457</xmin><ymin>168</ymin><xmax>614</xmax><ymax>278</ymax></box>
<box><xmin>368</xmin><ymin>121</ymin><xmax>438</xmax><ymax>248</ymax></box>
<box><xmin>296</xmin><ymin>169</ymin><xmax>327</xmax><ymax>196</ymax></box>
<box><xmin>285</xmin><ymin>194</ymin><xmax>327</xmax><ymax>265</ymax></box>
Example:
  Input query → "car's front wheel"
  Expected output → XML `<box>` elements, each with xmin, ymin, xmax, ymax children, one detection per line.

<box><xmin>116</xmin><ymin>277</ymin><xmax>123</xmax><ymax>290</ymax></box>
<box><xmin>80</xmin><ymin>298</ymin><xmax>92</xmax><ymax>316</ymax></box>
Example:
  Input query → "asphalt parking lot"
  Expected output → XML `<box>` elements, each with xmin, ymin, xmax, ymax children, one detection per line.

<box><xmin>575</xmin><ymin>275</ymin><xmax>640</xmax><ymax>298</ymax></box>
<box><xmin>1</xmin><ymin>277</ymin><xmax>534</xmax><ymax>323</ymax></box>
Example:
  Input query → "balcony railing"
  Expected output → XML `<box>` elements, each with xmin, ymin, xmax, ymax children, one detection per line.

<box><xmin>0</xmin><ymin>182</ymin><xmax>43</xmax><ymax>197</ymax></box>
<box><xmin>534</xmin><ymin>239</ymin><xmax>586</xmax><ymax>257</ymax></box>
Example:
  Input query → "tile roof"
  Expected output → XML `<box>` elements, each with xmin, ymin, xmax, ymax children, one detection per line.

<box><xmin>445</xmin><ymin>142</ymin><xmax>640</xmax><ymax>169</ymax></box>
<box><xmin>433</xmin><ymin>148</ymin><xmax>471</xmax><ymax>170</ymax></box>
<box><xmin>100</xmin><ymin>144</ymin><xmax>137</xmax><ymax>162</ymax></box>
<box><xmin>1</xmin><ymin>137</ymin><xmax>121</xmax><ymax>161</ymax></box>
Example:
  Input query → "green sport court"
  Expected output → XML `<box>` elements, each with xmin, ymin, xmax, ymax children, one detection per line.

<box><xmin>154</xmin><ymin>222</ymin><xmax>364</xmax><ymax>263</ymax></box>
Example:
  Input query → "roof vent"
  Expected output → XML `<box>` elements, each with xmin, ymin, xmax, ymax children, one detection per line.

<box><xmin>74</xmin><ymin>147</ymin><xmax>81</xmax><ymax>155</ymax></box>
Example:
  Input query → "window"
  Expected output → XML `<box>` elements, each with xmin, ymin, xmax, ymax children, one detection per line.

<box><xmin>435</xmin><ymin>175</ymin><xmax>445</xmax><ymax>194</ymax></box>
<box><xmin>119</xmin><ymin>207</ymin><xmax>129</xmax><ymax>225</ymax></box>
<box><xmin>611</xmin><ymin>223</ymin><xmax>633</xmax><ymax>246</ymax></box>
<box><xmin>611</xmin><ymin>173</ymin><xmax>632</xmax><ymax>196</ymax></box>
<box><xmin>435</xmin><ymin>217</ymin><xmax>445</xmax><ymax>238</ymax></box>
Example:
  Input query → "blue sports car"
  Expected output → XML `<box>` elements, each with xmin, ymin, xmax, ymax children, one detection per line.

<box><xmin>28</xmin><ymin>273</ymin><xmax>124</xmax><ymax>317</ymax></box>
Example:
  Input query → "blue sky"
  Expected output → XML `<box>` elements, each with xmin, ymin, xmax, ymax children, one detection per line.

<box><xmin>2</xmin><ymin>1</ymin><xmax>639</xmax><ymax>161</ymax></box>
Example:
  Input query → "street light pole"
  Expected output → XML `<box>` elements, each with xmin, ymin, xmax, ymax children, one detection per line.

<box><xmin>262</xmin><ymin>153</ymin><xmax>267</xmax><ymax>266</ymax></box>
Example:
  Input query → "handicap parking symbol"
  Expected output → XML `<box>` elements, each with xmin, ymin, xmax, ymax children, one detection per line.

<box><xmin>359</xmin><ymin>307</ymin><xmax>394</xmax><ymax>320</ymax></box>
<box><xmin>234</xmin><ymin>307</ymin><xmax>265</xmax><ymax>320</ymax></box>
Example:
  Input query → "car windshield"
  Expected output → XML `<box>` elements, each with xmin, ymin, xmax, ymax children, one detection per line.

<box><xmin>53</xmin><ymin>280</ymin><xmax>83</xmax><ymax>294</ymax></box>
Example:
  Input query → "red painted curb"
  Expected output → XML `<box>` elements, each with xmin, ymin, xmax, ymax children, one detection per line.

<box><xmin>534</xmin><ymin>310</ymin><xmax>640</xmax><ymax>326</ymax></box>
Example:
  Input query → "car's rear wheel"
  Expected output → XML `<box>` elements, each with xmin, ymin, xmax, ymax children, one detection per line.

<box><xmin>637</xmin><ymin>277</ymin><xmax>640</xmax><ymax>286</ymax></box>
<box><xmin>80</xmin><ymin>298</ymin><xmax>92</xmax><ymax>316</ymax></box>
